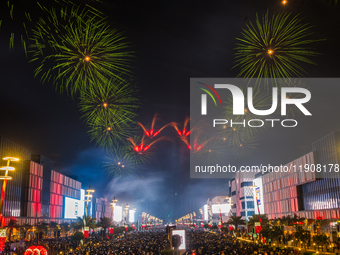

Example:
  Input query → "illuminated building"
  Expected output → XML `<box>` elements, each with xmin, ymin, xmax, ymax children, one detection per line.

<box><xmin>0</xmin><ymin>137</ymin><xmax>31</xmax><ymax>226</ymax></box>
<box><xmin>0</xmin><ymin>137</ymin><xmax>83</xmax><ymax>225</ymax></box>
<box><xmin>230</xmin><ymin>131</ymin><xmax>340</xmax><ymax>221</ymax></box>
<box><xmin>229</xmin><ymin>172</ymin><xmax>257</xmax><ymax>220</ymax></box>
<box><xmin>92</xmin><ymin>197</ymin><xmax>111</xmax><ymax>219</ymax></box>
<box><xmin>260</xmin><ymin>132</ymin><xmax>340</xmax><ymax>220</ymax></box>
<box><xmin>201</xmin><ymin>196</ymin><xmax>231</xmax><ymax>224</ymax></box>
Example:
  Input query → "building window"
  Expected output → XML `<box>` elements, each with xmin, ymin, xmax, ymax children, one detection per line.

<box><xmin>231</xmin><ymin>191</ymin><xmax>236</xmax><ymax>196</ymax></box>
<box><xmin>247</xmin><ymin>211</ymin><xmax>255</xmax><ymax>217</ymax></box>
<box><xmin>247</xmin><ymin>201</ymin><xmax>254</xmax><ymax>209</ymax></box>
<box><xmin>242</xmin><ymin>202</ymin><xmax>245</xmax><ymax>209</ymax></box>
<box><xmin>241</xmin><ymin>212</ymin><xmax>246</xmax><ymax>216</ymax></box>
<box><xmin>241</xmin><ymin>182</ymin><xmax>253</xmax><ymax>187</ymax></box>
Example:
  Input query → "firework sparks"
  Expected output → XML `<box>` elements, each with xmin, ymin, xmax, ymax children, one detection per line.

<box><xmin>29</xmin><ymin>6</ymin><xmax>133</xmax><ymax>96</ymax></box>
<box><xmin>234</xmin><ymin>11</ymin><xmax>320</xmax><ymax>83</ymax></box>
<box><xmin>137</xmin><ymin>113</ymin><xmax>171</xmax><ymax>138</ymax></box>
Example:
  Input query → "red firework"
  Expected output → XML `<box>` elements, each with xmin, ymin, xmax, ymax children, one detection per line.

<box><xmin>127</xmin><ymin>136</ymin><xmax>171</xmax><ymax>155</ymax></box>
<box><xmin>137</xmin><ymin>113</ymin><xmax>171</xmax><ymax>138</ymax></box>
<box><xmin>172</xmin><ymin>116</ymin><xmax>192</xmax><ymax>139</ymax></box>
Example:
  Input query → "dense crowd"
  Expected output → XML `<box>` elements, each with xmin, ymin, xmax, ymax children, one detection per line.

<box><xmin>3</xmin><ymin>229</ymin><xmax>335</xmax><ymax>255</ymax></box>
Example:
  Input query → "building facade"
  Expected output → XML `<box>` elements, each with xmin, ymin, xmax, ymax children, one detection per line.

<box><xmin>0</xmin><ymin>137</ymin><xmax>83</xmax><ymax>226</ymax></box>
<box><xmin>249</xmin><ymin>131</ymin><xmax>340</xmax><ymax>220</ymax></box>
<box><xmin>229</xmin><ymin>171</ymin><xmax>256</xmax><ymax>220</ymax></box>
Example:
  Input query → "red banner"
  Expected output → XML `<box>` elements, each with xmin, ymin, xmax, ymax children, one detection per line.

<box><xmin>255</xmin><ymin>226</ymin><xmax>262</xmax><ymax>233</ymax></box>
<box><xmin>229</xmin><ymin>225</ymin><xmax>233</xmax><ymax>231</ymax></box>
<box><xmin>0</xmin><ymin>237</ymin><xmax>5</xmax><ymax>252</ymax></box>
<box><xmin>84</xmin><ymin>230</ymin><xmax>89</xmax><ymax>238</ymax></box>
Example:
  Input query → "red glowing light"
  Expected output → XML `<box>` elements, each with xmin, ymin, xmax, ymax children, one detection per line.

<box><xmin>24</xmin><ymin>246</ymin><xmax>48</xmax><ymax>255</ymax></box>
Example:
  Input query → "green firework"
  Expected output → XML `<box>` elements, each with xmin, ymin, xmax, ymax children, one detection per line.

<box><xmin>0</xmin><ymin>0</ymin><xmax>103</xmax><ymax>51</ymax></box>
<box><xmin>234</xmin><ymin>11</ymin><xmax>320</xmax><ymax>81</ymax></box>
<box><xmin>29</xmin><ymin>6</ymin><xmax>133</xmax><ymax>96</ymax></box>
<box><xmin>79</xmin><ymin>78</ymin><xmax>138</xmax><ymax>127</ymax></box>
<box><xmin>104</xmin><ymin>147</ymin><xmax>141</xmax><ymax>178</ymax></box>
<box><xmin>79</xmin><ymin>78</ymin><xmax>138</xmax><ymax>148</ymax></box>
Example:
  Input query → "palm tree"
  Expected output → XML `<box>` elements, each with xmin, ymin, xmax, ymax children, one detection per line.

<box><xmin>6</xmin><ymin>218</ymin><xmax>20</xmax><ymax>242</ymax></box>
<box><xmin>227</xmin><ymin>215</ymin><xmax>246</xmax><ymax>236</ymax></box>
<box><xmin>98</xmin><ymin>217</ymin><xmax>113</xmax><ymax>239</ymax></box>
<box><xmin>72</xmin><ymin>215</ymin><xmax>97</xmax><ymax>231</ymax></box>
<box><xmin>247</xmin><ymin>214</ymin><xmax>269</xmax><ymax>227</ymax></box>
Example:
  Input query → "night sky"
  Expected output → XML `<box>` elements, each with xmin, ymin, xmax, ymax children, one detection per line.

<box><xmin>0</xmin><ymin>0</ymin><xmax>340</xmax><ymax>221</ymax></box>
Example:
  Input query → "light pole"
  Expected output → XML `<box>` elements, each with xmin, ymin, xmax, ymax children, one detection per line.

<box><xmin>83</xmin><ymin>186</ymin><xmax>94</xmax><ymax>240</ymax></box>
<box><xmin>250</xmin><ymin>184</ymin><xmax>263</xmax><ymax>243</ymax></box>
<box><xmin>0</xmin><ymin>157</ymin><xmax>19</xmax><ymax>227</ymax></box>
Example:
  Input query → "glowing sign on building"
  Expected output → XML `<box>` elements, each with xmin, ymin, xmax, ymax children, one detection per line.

<box><xmin>203</xmin><ymin>204</ymin><xmax>208</xmax><ymax>221</ymax></box>
<box><xmin>129</xmin><ymin>209</ymin><xmax>135</xmax><ymax>223</ymax></box>
<box><xmin>211</xmin><ymin>204</ymin><xmax>231</xmax><ymax>214</ymax></box>
<box><xmin>113</xmin><ymin>206</ymin><xmax>122</xmax><ymax>222</ymax></box>
<box><xmin>64</xmin><ymin>196</ymin><xmax>84</xmax><ymax>219</ymax></box>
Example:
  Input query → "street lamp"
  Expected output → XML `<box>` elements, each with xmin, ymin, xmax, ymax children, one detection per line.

<box><xmin>0</xmin><ymin>157</ymin><xmax>19</xmax><ymax>226</ymax></box>
<box><xmin>83</xmin><ymin>186</ymin><xmax>95</xmax><ymax>240</ymax></box>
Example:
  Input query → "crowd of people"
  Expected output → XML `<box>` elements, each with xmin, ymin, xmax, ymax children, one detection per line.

<box><xmin>2</xmin><ymin>228</ymin><xmax>336</xmax><ymax>255</ymax></box>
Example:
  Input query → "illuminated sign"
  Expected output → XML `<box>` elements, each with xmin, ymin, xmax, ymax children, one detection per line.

<box><xmin>129</xmin><ymin>209</ymin><xmax>135</xmax><ymax>223</ymax></box>
<box><xmin>203</xmin><ymin>205</ymin><xmax>208</xmax><ymax>221</ymax></box>
<box><xmin>211</xmin><ymin>204</ymin><xmax>231</xmax><ymax>214</ymax></box>
<box><xmin>64</xmin><ymin>196</ymin><xmax>84</xmax><ymax>219</ymax></box>
<box><xmin>113</xmin><ymin>206</ymin><xmax>122</xmax><ymax>222</ymax></box>
<box><xmin>171</xmin><ymin>229</ymin><xmax>186</xmax><ymax>250</ymax></box>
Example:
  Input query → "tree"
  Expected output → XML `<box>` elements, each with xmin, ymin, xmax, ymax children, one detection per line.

<box><xmin>247</xmin><ymin>214</ymin><xmax>269</xmax><ymax>227</ymax></box>
<box><xmin>36</xmin><ymin>221</ymin><xmax>49</xmax><ymax>239</ymax></box>
<box><xmin>49</xmin><ymin>221</ymin><xmax>58</xmax><ymax>238</ymax></box>
<box><xmin>72</xmin><ymin>215</ymin><xmax>97</xmax><ymax>231</ymax></box>
<box><xmin>98</xmin><ymin>217</ymin><xmax>113</xmax><ymax>239</ymax></box>
<box><xmin>294</xmin><ymin>229</ymin><xmax>311</xmax><ymax>251</ymax></box>
<box><xmin>71</xmin><ymin>231</ymin><xmax>84</xmax><ymax>247</ymax></box>
<box><xmin>227</xmin><ymin>215</ymin><xmax>246</xmax><ymax>236</ymax></box>
<box><xmin>6</xmin><ymin>218</ymin><xmax>20</xmax><ymax>242</ymax></box>
<box><xmin>313</xmin><ymin>233</ymin><xmax>329</xmax><ymax>253</ymax></box>
<box><xmin>60</xmin><ymin>222</ymin><xmax>71</xmax><ymax>237</ymax></box>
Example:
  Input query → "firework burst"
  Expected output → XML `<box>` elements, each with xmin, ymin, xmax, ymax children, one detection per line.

<box><xmin>234</xmin><ymin>11</ymin><xmax>320</xmax><ymax>82</ymax></box>
<box><xmin>104</xmin><ymin>147</ymin><xmax>141</xmax><ymax>178</ymax></box>
<box><xmin>137</xmin><ymin>113</ymin><xmax>171</xmax><ymax>138</ymax></box>
<box><xmin>79</xmin><ymin>78</ymin><xmax>138</xmax><ymax>148</ymax></box>
<box><xmin>0</xmin><ymin>0</ymin><xmax>103</xmax><ymax>51</ymax></box>
<box><xmin>29</xmin><ymin>6</ymin><xmax>133</xmax><ymax>96</ymax></box>
<box><xmin>79</xmin><ymin>78</ymin><xmax>138</xmax><ymax>127</ymax></box>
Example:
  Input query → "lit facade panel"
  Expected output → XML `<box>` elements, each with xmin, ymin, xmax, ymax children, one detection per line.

<box><xmin>113</xmin><ymin>206</ymin><xmax>123</xmax><ymax>222</ymax></box>
<box><xmin>211</xmin><ymin>204</ymin><xmax>231</xmax><ymax>214</ymax></box>
<box><xmin>129</xmin><ymin>209</ymin><xmax>135</xmax><ymax>223</ymax></box>
<box><xmin>64</xmin><ymin>197</ymin><xmax>85</xmax><ymax>219</ymax></box>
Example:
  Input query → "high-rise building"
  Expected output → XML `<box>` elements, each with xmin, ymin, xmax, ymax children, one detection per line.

<box><xmin>229</xmin><ymin>171</ymin><xmax>256</xmax><ymax>220</ymax></box>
